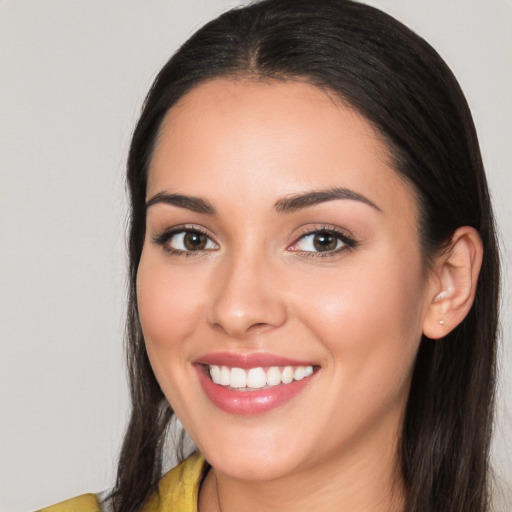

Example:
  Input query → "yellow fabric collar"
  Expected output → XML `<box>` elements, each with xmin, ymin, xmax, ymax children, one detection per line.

<box><xmin>37</xmin><ymin>453</ymin><xmax>207</xmax><ymax>512</ymax></box>
<box><xmin>145</xmin><ymin>452</ymin><xmax>207</xmax><ymax>512</ymax></box>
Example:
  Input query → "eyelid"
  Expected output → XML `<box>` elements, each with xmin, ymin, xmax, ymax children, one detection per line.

<box><xmin>151</xmin><ymin>224</ymin><xmax>219</xmax><ymax>255</ymax></box>
<box><xmin>288</xmin><ymin>224</ymin><xmax>357</xmax><ymax>256</ymax></box>
<box><xmin>150</xmin><ymin>223</ymin><xmax>356</xmax><ymax>258</ymax></box>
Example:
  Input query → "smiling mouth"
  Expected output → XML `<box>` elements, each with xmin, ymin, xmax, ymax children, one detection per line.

<box><xmin>196</xmin><ymin>357</ymin><xmax>319</xmax><ymax>415</ymax></box>
<box><xmin>206</xmin><ymin>364</ymin><xmax>315</xmax><ymax>390</ymax></box>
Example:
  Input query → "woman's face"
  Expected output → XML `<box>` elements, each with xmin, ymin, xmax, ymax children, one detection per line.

<box><xmin>137</xmin><ymin>79</ymin><xmax>434</xmax><ymax>482</ymax></box>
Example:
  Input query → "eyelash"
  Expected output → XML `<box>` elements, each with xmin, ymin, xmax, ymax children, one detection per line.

<box><xmin>290</xmin><ymin>225</ymin><xmax>357</xmax><ymax>258</ymax></box>
<box><xmin>152</xmin><ymin>226</ymin><xmax>217</xmax><ymax>257</ymax></box>
<box><xmin>151</xmin><ymin>225</ymin><xmax>357</xmax><ymax>258</ymax></box>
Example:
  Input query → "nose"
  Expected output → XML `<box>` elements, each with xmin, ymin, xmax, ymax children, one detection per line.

<box><xmin>207</xmin><ymin>248</ymin><xmax>287</xmax><ymax>339</ymax></box>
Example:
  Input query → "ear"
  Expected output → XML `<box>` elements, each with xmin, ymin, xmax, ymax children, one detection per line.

<box><xmin>423</xmin><ymin>226</ymin><xmax>483</xmax><ymax>339</ymax></box>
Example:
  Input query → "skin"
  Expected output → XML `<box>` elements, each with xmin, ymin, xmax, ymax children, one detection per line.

<box><xmin>137</xmin><ymin>78</ymin><xmax>441</xmax><ymax>511</ymax></box>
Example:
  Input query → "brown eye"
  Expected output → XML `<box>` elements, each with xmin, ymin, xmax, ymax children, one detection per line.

<box><xmin>312</xmin><ymin>231</ymin><xmax>338</xmax><ymax>252</ymax></box>
<box><xmin>288</xmin><ymin>227</ymin><xmax>356</xmax><ymax>256</ymax></box>
<box><xmin>183</xmin><ymin>231</ymin><xmax>208</xmax><ymax>250</ymax></box>
<box><xmin>153</xmin><ymin>228</ymin><xmax>219</xmax><ymax>254</ymax></box>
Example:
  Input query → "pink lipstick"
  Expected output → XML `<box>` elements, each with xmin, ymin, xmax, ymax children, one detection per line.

<box><xmin>195</xmin><ymin>352</ymin><xmax>318</xmax><ymax>415</ymax></box>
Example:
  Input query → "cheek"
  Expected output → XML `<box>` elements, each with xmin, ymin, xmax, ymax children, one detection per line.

<box><xmin>136</xmin><ymin>250</ymin><xmax>204</xmax><ymax>357</ymax></box>
<box><xmin>296</xmin><ymin>250</ymin><xmax>426</xmax><ymax>394</ymax></box>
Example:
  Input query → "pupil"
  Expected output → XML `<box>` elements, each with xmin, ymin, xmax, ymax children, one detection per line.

<box><xmin>313</xmin><ymin>231</ymin><xmax>337</xmax><ymax>252</ymax></box>
<box><xmin>184</xmin><ymin>232</ymin><xmax>206</xmax><ymax>250</ymax></box>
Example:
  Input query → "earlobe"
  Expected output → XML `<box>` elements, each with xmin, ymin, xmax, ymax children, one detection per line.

<box><xmin>423</xmin><ymin>226</ymin><xmax>483</xmax><ymax>339</ymax></box>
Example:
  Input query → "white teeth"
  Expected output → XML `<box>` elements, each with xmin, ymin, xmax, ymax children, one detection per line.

<box><xmin>230</xmin><ymin>367</ymin><xmax>247</xmax><ymax>388</ymax></box>
<box><xmin>293</xmin><ymin>366</ymin><xmax>306</xmax><ymax>381</ymax></box>
<box><xmin>210</xmin><ymin>365</ymin><xmax>221</xmax><ymax>383</ymax></box>
<box><xmin>247</xmin><ymin>367</ymin><xmax>266</xmax><ymax>388</ymax></box>
<box><xmin>281</xmin><ymin>366</ymin><xmax>294</xmax><ymax>384</ymax></box>
<box><xmin>220</xmin><ymin>366</ymin><xmax>231</xmax><ymax>386</ymax></box>
<box><xmin>208</xmin><ymin>364</ymin><xmax>314</xmax><ymax>389</ymax></box>
<box><xmin>266</xmin><ymin>366</ymin><xmax>281</xmax><ymax>386</ymax></box>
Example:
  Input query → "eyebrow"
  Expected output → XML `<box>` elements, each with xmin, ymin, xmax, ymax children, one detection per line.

<box><xmin>146</xmin><ymin>192</ymin><xmax>216</xmax><ymax>215</ymax></box>
<box><xmin>145</xmin><ymin>186</ymin><xmax>381</xmax><ymax>216</ymax></box>
<box><xmin>274</xmin><ymin>187</ymin><xmax>382</xmax><ymax>213</ymax></box>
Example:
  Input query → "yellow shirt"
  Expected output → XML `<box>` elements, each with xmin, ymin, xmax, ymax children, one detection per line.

<box><xmin>37</xmin><ymin>452</ymin><xmax>207</xmax><ymax>512</ymax></box>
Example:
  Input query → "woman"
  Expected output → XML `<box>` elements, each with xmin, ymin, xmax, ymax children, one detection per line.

<box><xmin>40</xmin><ymin>0</ymin><xmax>499</xmax><ymax>511</ymax></box>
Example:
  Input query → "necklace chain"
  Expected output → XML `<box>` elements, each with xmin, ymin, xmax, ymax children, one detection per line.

<box><xmin>214</xmin><ymin>470</ymin><xmax>223</xmax><ymax>512</ymax></box>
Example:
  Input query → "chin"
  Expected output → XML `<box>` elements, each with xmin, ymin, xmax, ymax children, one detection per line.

<box><xmin>189</xmin><ymin>419</ymin><xmax>309</xmax><ymax>481</ymax></box>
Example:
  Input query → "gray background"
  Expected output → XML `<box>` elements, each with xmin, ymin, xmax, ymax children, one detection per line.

<box><xmin>1</xmin><ymin>1</ymin><xmax>510</xmax><ymax>510</ymax></box>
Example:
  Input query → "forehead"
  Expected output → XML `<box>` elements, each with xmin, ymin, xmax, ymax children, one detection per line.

<box><xmin>153</xmin><ymin>78</ymin><xmax>388</xmax><ymax>169</ymax></box>
<box><xmin>148</xmin><ymin>78</ymin><xmax>418</xmax><ymax>225</ymax></box>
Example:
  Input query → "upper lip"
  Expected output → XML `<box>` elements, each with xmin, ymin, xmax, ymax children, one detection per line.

<box><xmin>194</xmin><ymin>351</ymin><xmax>317</xmax><ymax>369</ymax></box>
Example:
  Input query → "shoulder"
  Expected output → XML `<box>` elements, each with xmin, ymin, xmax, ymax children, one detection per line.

<box><xmin>36</xmin><ymin>494</ymin><xmax>101</xmax><ymax>512</ymax></box>
<box><xmin>35</xmin><ymin>453</ymin><xmax>207</xmax><ymax>512</ymax></box>
<box><xmin>143</xmin><ymin>452</ymin><xmax>208</xmax><ymax>512</ymax></box>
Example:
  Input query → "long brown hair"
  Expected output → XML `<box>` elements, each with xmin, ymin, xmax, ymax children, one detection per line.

<box><xmin>108</xmin><ymin>1</ymin><xmax>499</xmax><ymax>510</ymax></box>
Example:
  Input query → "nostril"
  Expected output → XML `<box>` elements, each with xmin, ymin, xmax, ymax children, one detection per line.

<box><xmin>206</xmin><ymin>269</ymin><xmax>288</xmax><ymax>337</ymax></box>
<box><xmin>246</xmin><ymin>322</ymin><xmax>278</xmax><ymax>335</ymax></box>
<box><xmin>246</xmin><ymin>322</ymin><xmax>276</xmax><ymax>335</ymax></box>
<box><xmin>210</xmin><ymin>320</ymin><xmax>275</xmax><ymax>338</ymax></box>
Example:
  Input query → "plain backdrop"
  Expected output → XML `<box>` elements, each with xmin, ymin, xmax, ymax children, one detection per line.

<box><xmin>0</xmin><ymin>1</ymin><xmax>511</xmax><ymax>510</ymax></box>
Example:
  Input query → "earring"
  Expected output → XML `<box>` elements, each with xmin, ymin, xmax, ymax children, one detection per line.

<box><xmin>439</xmin><ymin>319</ymin><xmax>445</xmax><ymax>326</ymax></box>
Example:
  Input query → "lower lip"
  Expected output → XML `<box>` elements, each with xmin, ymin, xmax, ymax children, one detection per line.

<box><xmin>196</xmin><ymin>366</ymin><xmax>315</xmax><ymax>416</ymax></box>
